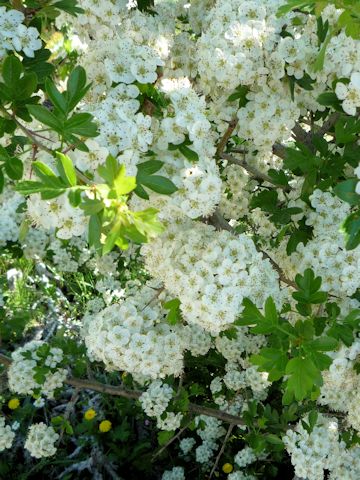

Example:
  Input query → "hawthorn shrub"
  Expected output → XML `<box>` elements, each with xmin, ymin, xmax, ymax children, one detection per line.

<box><xmin>1</xmin><ymin>0</ymin><xmax>360</xmax><ymax>479</ymax></box>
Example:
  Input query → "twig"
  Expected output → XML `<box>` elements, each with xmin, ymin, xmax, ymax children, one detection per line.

<box><xmin>0</xmin><ymin>106</ymin><xmax>53</xmax><ymax>154</ymax></box>
<box><xmin>152</xmin><ymin>418</ymin><xmax>193</xmax><ymax>461</ymax></box>
<box><xmin>216</xmin><ymin>118</ymin><xmax>238</xmax><ymax>156</ymax></box>
<box><xmin>58</xmin><ymin>388</ymin><xmax>80</xmax><ymax>443</ymax></box>
<box><xmin>222</xmin><ymin>153</ymin><xmax>290</xmax><ymax>191</ymax></box>
<box><xmin>209</xmin><ymin>424</ymin><xmax>234</xmax><ymax>479</ymax></box>
<box><xmin>0</xmin><ymin>353</ymin><xmax>246</xmax><ymax>426</ymax></box>
<box><xmin>316</xmin><ymin>112</ymin><xmax>340</xmax><ymax>137</ymax></box>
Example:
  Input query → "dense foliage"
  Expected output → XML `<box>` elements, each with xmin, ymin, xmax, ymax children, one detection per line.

<box><xmin>2</xmin><ymin>0</ymin><xmax>360</xmax><ymax>479</ymax></box>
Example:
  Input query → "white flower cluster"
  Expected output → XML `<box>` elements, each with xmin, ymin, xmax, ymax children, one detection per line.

<box><xmin>24</xmin><ymin>423</ymin><xmax>59</xmax><ymax>458</ymax></box>
<box><xmin>179</xmin><ymin>437</ymin><xmax>196</xmax><ymax>455</ymax></box>
<box><xmin>84</xmin><ymin>285</ymin><xmax>211</xmax><ymax>380</ymax></box>
<box><xmin>142</xmin><ymin>221</ymin><xmax>281</xmax><ymax>334</ymax></box>
<box><xmin>0</xmin><ymin>417</ymin><xmax>15</xmax><ymax>452</ymax></box>
<box><xmin>194</xmin><ymin>415</ymin><xmax>226</xmax><ymax>464</ymax></box>
<box><xmin>219</xmin><ymin>164</ymin><xmax>250</xmax><ymax>220</ymax></box>
<box><xmin>0</xmin><ymin>7</ymin><xmax>42</xmax><ymax>58</ymax></box>
<box><xmin>335</xmin><ymin>73</ymin><xmax>360</xmax><ymax>115</ymax></box>
<box><xmin>355</xmin><ymin>163</ymin><xmax>360</xmax><ymax>195</ymax></box>
<box><xmin>162</xmin><ymin>466</ymin><xmax>185</xmax><ymax>480</ymax></box>
<box><xmin>284</xmin><ymin>414</ymin><xmax>360</xmax><ymax>480</ymax></box>
<box><xmin>234</xmin><ymin>447</ymin><xmax>257</xmax><ymax>468</ymax></box>
<box><xmin>139</xmin><ymin>380</ymin><xmax>174</xmax><ymax>419</ymax></box>
<box><xmin>291</xmin><ymin>190</ymin><xmax>360</xmax><ymax>297</ymax></box>
<box><xmin>27</xmin><ymin>193</ymin><xmax>87</xmax><ymax>240</ymax></box>
<box><xmin>224</xmin><ymin>365</ymin><xmax>270</xmax><ymax>400</ymax></box>
<box><xmin>318</xmin><ymin>339</ymin><xmax>360</xmax><ymax>432</ymax></box>
<box><xmin>0</xmin><ymin>188</ymin><xmax>24</xmax><ymax>246</ymax></box>
<box><xmin>228</xmin><ymin>472</ymin><xmax>256</xmax><ymax>480</ymax></box>
<box><xmin>8</xmin><ymin>340</ymin><xmax>67</xmax><ymax>399</ymax></box>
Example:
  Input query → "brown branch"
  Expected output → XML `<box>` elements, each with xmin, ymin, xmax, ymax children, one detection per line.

<box><xmin>152</xmin><ymin>418</ymin><xmax>194</xmax><ymax>461</ymax></box>
<box><xmin>260</xmin><ymin>250</ymin><xmax>297</xmax><ymax>289</ymax></box>
<box><xmin>0</xmin><ymin>353</ymin><xmax>245</xmax><ymax>426</ymax></box>
<box><xmin>222</xmin><ymin>153</ymin><xmax>290</xmax><ymax>191</ymax></box>
<box><xmin>209</xmin><ymin>424</ymin><xmax>234</xmax><ymax>479</ymax></box>
<box><xmin>216</xmin><ymin>118</ymin><xmax>238</xmax><ymax>156</ymax></box>
<box><xmin>0</xmin><ymin>106</ymin><xmax>53</xmax><ymax>154</ymax></box>
<box><xmin>316</xmin><ymin>112</ymin><xmax>340</xmax><ymax>137</ymax></box>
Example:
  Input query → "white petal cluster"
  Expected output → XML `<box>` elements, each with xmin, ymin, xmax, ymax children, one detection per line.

<box><xmin>142</xmin><ymin>221</ymin><xmax>281</xmax><ymax>334</ymax></box>
<box><xmin>179</xmin><ymin>437</ymin><xmax>196</xmax><ymax>455</ymax></box>
<box><xmin>24</xmin><ymin>423</ymin><xmax>59</xmax><ymax>458</ymax></box>
<box><xmin>355</xmin><ymin>164</ymin><xmax>360</xmax><ymax>195</ymax></box>
<box><xmin>139</xmin><ymin>380</ymin><xmax>174</xmax><ymax>417</ymax></box>
<box><xmin>0</xmin><ymin>188</ymin><xmax>24</xmax><ymax>246</ymax></box>
<box><xmin>318</xmin><ymin>339</ymin><xmax>360</xmax><ymax>432</ymax></box>
<box><xmin>83</xmin><ymin>286</ymin><xmax>211</xmax><ymax>379</ymax></box>
<box><xmin>0</xmin><ymin>7</ymin><xmax>42</xmax><ymax>58</ymax></box>
<box><xmin>27</xmin><ymin>193</ymin><xmax>87</xmax><ymax>240</ymax></box>
<box><xmin>234</xmin><ymin>447</ymin><xmax>257</xmax><ymax>468</ymax></box>
<box><xmin>291</xmin><ymin>190</ymin><xmax>360</xmax><ymax>297</ymax></box>
<box><xmin>284</xmin><ymin>414</ymin><xmax>360</xmax><ymax>480</ymax></box>
<box><xmin>8</xmin><ymin>340</ymin><xmax>67</xmax><ymax>399</ymax></box>
<box><xmin>161</xmin><ymin>466</ymin><xmax>185</xmax><ymax>480</ymax></box>
<box><xmin>194</xmin><ymin>415</ymin><xmax>226</xmax><ymax>464</ymax></box>
<box><xmin>140</xmin><ymin>381</ymin><xmax>183</xmax><ymax>431</ymax></box>
<box><xmin>0</xmin><ymin>417</ymin><xmax>15</xmax><ymax>452</ymax></box>
<box><xmin>335</xmin><ymin>73</ymin><xmax>360</xmax><ymax>116</ymax></box>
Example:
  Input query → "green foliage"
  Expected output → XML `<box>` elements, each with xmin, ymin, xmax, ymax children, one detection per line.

<box><xmin>163</xmin><ymin>298</ymin><xmax>182</xmax><ymax>325</ymax></box>
<box><xmin>236</xmin><ymin>270</ymin><xmax>358</xmax><ymax>404</ymax></box>
<box><xmin>135</xmin><ymin>160</ymin><xmax>178</xmax><ymax>199</ymax></box>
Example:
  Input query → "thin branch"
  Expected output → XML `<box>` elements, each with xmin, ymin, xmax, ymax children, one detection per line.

<box><xmin>0</xmin><ymin>106</ymin><xmax>53</xmax><ymax>154</ymax></box>
<box><xmin>222</xmin><ymin>153</ymin><xmax>290</xmax><ymax>191</ymax></box>
<box><xmin>216</xmin><ymin>118</ymin><xmax>238</xmax><ymax>157</ymax></box>
<box><xmin>209</xmin><ymin>424</ymin><xmax>234</xmax><ymax>479</ymax></box>
<box><xmin>316</xmin><ymin>112</ymin><xmax>340</xmax><ymax>137</ymax></box>
<box><xmin>260</xmin><ymin>250</ymin><xmax>297</xmax><ymax>289</ymax></box>
<box><xmin>152</xmin><ymin>418</ymin><xmax>193</xmax><ymax>461</ymax></box>
<box><xmin>0</xmin><ymin>353</ymin><xmax>246</xmax><ymax>426</ymax></box>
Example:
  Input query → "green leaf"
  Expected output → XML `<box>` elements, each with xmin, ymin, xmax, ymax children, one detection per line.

<box><xmin>251</xmin><ymin>348</ymin><xmax>288</xmax><ymax>381</ymax></box>
<box><xmin>163</xmin><ymin>298</ymin><xmax>181</xmax><ymax>325</ymax></box>
<box><xmin>27</xmin><ymin>104</ymin><xmax>63</xmax><ymax>132</ymax></box>
<box><xmin>341</xmin><ymin>210</ymin><xmax>360</xmax><ymax>250</ymax></box>
<box><xmin>312</xmin><ymin>28</ymin><xmax>333</xmax><ymax>72</ymax></box>
<box><xmin>276</xmin><ymin>1</ymin><xmax>311</xmax><ymax>17</ymax></box>
<box><xmin>98</xmin><ymin>155</ymin><xmax>119</xmax><ymax>184</ymax></box>
<box><xmin>178</xmin><ymin>144</ymin><xmax>199</xmax><ymax>162</ymax></box>
<box><xmin>66</xmin><ymin>66</ymin><xmax>90</xmax><ymax>112</ymax></box>
<box><xmin>15</xmin><ymin>180</ymin><xmax>47</xmax><ymax>195</ymax></box>
<box><xmin>88</xmin><ymin>214</ymin><xmax>102</xmax><ymax>253</ymax></box>
<box><xmin>16</xmin><ymin>73</ymin><xmax>38</xmax><ymax>100</ymax></box>
<box><xmin>305</xmin><ymin>336</ymin><xmax>338</xmax><ymax>352</ymax></box>
<box><xmin>64</xmin><ymin>113</ymin><xmax>98</xmax><ymax>137</ymax></box>
<box><xmin>265</xmin><ymin>434</ymin><xmax>284</xmax><ymax>448</ymax></box>
<box><xmin>68</xmin><ymin>188</ymin><xmax>82</xmax><ymax>207</ymax></box>
<box><xmin>140</xmin><ymin>175</ymin><xmax>178</xmax><ymax>195</ymax></box>
<box><xmin>56</xmin><ymin>152</ymin><xmax>77</xmax><ymax>187</ymax></box>
<box><xmin>334</xmin><ymin>179</ymin><xmax>360</xmax><ymax>206</ymax></box>
<box><xmin>157</xmin><ymin>430</ymin><xmax>174</xmax><ymax>446</ymax></box>
<box><xmin>0</xmin><ymin>169</ymin><xmax>4</xmax><ymax>193</ymax></box>
<box><xmin>137</xmin><ymin>160</ymin><xmax>164</xmax><ymax>175</ymax></box>
<box><xmin>113</xmin><ymin>165</ymin><xmax>136</xmax><ymax>196</ymax></box>
<box><xmin>317</xmin><ymin>92</ymin><xmax>343</xmax><ymax>110</ymax></box>
<box><xmin>285</xmin><ymin>357</ymin><xmax>322</xmax><ymax>402</ymax></box>
<box><xmin>4</xmin><ymin>157</ymin><xmax>23</xmax><ymax>180</ymax></box>
<box><xmin>2</xmin><ymin>56</ymin><xmax>23</xmax><ymax>87</ymax></box>
<box><xmin>45</xmin><ymin>78</ymin><xmax>67</xmax><ymax>115</ymax></box>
